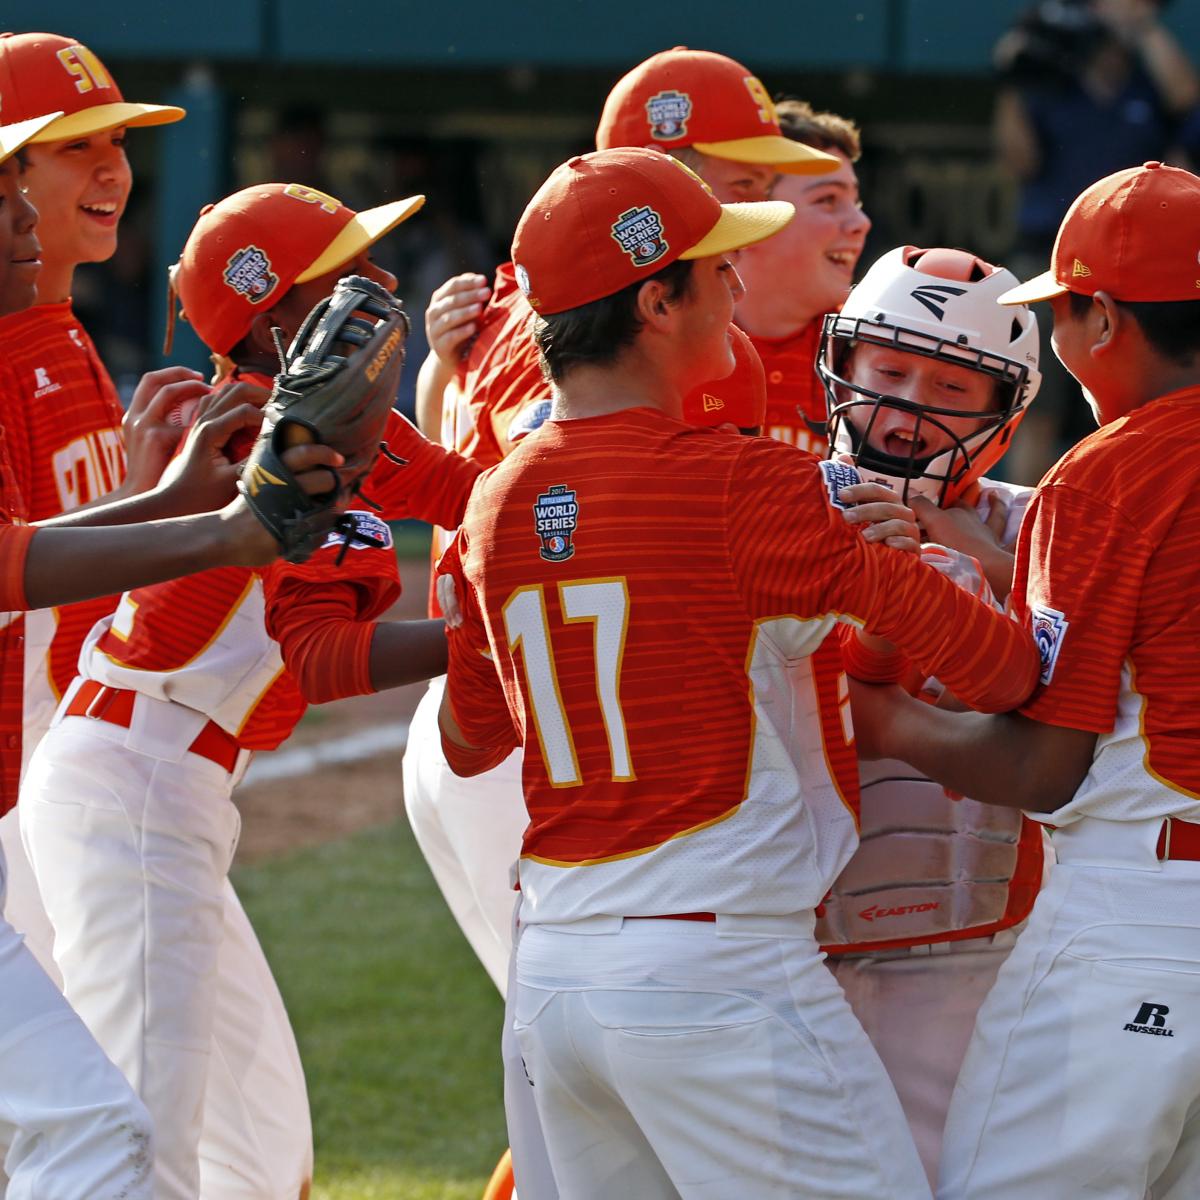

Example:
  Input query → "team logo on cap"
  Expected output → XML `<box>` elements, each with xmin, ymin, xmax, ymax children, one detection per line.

<box><xmin>646</xmin><ymin>90</ymin><xmax>692</xmax><ymax>140</ymax></box>
<box><xmin>223</xmin><ymin>246</ymin><xmax>279</xmax><ymax>304</ymax></box>
<box><xmin>534</xmin><ymin>484</ymin><xmax>578</xmax><ymax>562</ymax></box>
<box><xmin>611</xmin><ymin>207</ymin><xmax>669</xmax><ymax>268</ymax></box>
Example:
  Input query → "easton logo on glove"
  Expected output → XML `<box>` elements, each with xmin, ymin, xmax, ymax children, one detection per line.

<box><xmin>236</xmin><ymin>275</ymin><xmax>411</xmax><ymax>563</ymax></box>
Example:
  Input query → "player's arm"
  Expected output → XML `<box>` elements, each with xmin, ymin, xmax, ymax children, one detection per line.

<box><xmin>369</xmin><ymin>411</ymin><xmax>482</xmax><ymax>528</ymax></box>
<box><xmin>18</xmin><ymin>407</ymin><xmax>340</xmax><ymax>610</ymax></box>
<box><xmin>435</xmin><ymin>533</ymin><xmax>519</xmax><ymax>775</ymax></box>
<box><xmin>853</xmin><ymin>481</ymin><xmax>1142</xmax><ymax>811</ymax></box>
<box><xmin>263</xmin><ymin>519</ymin><xmax>447</xmax><ymax>703</ymax></box>
<box><xmin>848</xmin><ymin>681</ymin><xmax>1096</xmax><ymax>812</ymax></box>
<box><xmin>414</xmin><ymin>273</ymin><xmax>491</xmax><ymax>437</ymax></box>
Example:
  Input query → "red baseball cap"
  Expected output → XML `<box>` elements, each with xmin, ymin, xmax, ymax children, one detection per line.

<box><xmin>172</xmin><ymin>182</ymin><xmax>424</xmax><ymax>354</ymax></box>
<box><xmin>511</xmin><ymin>147</ymin><xmax>793</xmax><ymax>315</ymax></box>
<box><xmin>596</xmin><ymin>47</ymin><xmax>838</xmax><ymax>176</ymax></box>
<box><xmin>0</xmin><ymin>32</ymin><xmax>184</xmax><ymax>141</ymax></box>
<box><xmin>1000</xmin><ymin>161</ymin><xmax>1200</xmax><ymax>305</ymax></box>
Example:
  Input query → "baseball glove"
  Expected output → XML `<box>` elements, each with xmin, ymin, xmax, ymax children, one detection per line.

<box><xmin>238</xmin><ymin>275</ymin><xmax>410</xmax><ymax>562</ymax></box>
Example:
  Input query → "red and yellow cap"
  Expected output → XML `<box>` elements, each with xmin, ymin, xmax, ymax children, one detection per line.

<box><xmin>1000</xmin><ymin>162</ymin><xmax>1200</xmax><ymax>305</ymax></box>
<box><xmin>172</xmin><ymin>182</ymin><xmax>424</xmax><ymax>354</ymax></box>
<box><xmin>0</xmin><ymin>32</ymin><xmax>184</xmax><ymax>140</ymax></box>
<box><xmin>596</xmin><ymin>47</ymin><xmax>837</xmax><ymax>176</ymax></box>
<box><xmin>511</xmin><ymin>147</ymin><xmax>793</xmax><ymax>315</ymax></box>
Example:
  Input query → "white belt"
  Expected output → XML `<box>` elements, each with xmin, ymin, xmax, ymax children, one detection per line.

<box><xmin>528</xmin><ymin>912</ymin><xmax>817</xmax><ymax>938</ymax></box>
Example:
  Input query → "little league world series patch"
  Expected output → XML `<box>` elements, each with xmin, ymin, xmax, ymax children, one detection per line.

<box><xmin>611</xmin><ymin>207</ymin><xmax>668</xmax><ymax>267</ymax></box>
<box><xmin>817</xmin><ymin>459</ymin><xmax>862</xmax><ymax>511</ymax></box>
<box><xmin>534</xmin><ymin>484</ymin><xmax>578</xmax><ymax>562</ymax></box>
<box><xmin>224</xmin><ymin>245</ymin><xmax>279</xmax><ymax>303</ymax></box>
<box><xmin>1029</xmin><ymin>601</ymin><xmax>1069</xmax><ymax>686</ymax></box>
<box><xmin>645</xmin><ymin>89</ymin><xmax>691</xmax><ymax>139</ymax></box>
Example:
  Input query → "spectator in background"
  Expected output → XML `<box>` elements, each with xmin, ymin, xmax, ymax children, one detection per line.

<box><xmin>993</xmin><ymin>0</ymin><xmax>1199</xmax><ymax>481</ymax></box>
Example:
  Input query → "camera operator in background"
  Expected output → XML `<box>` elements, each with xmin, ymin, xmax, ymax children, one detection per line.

<box><xmin>992</xmin><ymin>0</ymin><xmax>1199</xmax><ymax>482</ymax></box>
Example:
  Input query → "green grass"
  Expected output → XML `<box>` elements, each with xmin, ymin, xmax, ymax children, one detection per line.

<box><xmin>233</xmin><ymin>820</ymin><xmax>506</xmax><ymax>1200</ymax></box>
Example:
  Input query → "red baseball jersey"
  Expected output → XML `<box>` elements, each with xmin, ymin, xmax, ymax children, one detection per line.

<box><xmin>440</xmin><ymin>408</ymin><xmax>1039</xmax><ymax>924</ymax></box>
<box><xmin>81</xmin><ymin>372</ymin><xmax>399</xmax><ymax>749</ymax></box>
<box><xmin>1010</xmin><ymin>385</ymin><xmax>1200</xmax><ymax>825</ymax></box>
<box><xmin>747</xmin><ymin>319</ymin><xmax>829</xmax><ymax>455</ymax></box>
<box><xmin>0</xmin><ymin>303</ymin><xmax>127</xmax><ymax>759</ymax></box>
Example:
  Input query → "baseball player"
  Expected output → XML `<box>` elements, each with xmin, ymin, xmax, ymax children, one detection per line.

<box><xmin>436</xmin><ymin>145</ymin><xmax>1043</xmax><ymax>1200</ymax></box>
<box><xmin>735</xmin><ymin>99</ymin><xmax>871</xmax><ymax>454</ymax></box>
<box><xmin>806</xmin><ymin>243</ymin><xmax>1047</xmax><ymax>1184</ymax></box>
<box><xmin>0</xmin><ymin>112</ymin><xmax>341</xmax><ymax>1200</ymax></box>
<box><xmin>19</xmin><ymin>181</ymin><xmax>449</xmax><ymax>1200</ymax></box>
<box><xmin>405</xmin><ymin>43</ymin><xmax>836</xmax><ymax>988</ymax></box>
<box><xmin>852</xmin><ymin>161</ymin><xmax>1200</xmax><ymax>1199</ymax></box>
<box><xmin>0</xmin><ymin>31</ymin><xmax>209</xmax><ymax>762</ymax></box>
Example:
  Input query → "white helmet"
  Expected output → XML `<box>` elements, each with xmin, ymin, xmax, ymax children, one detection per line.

<box><xmin>817</xmin><ymin>245</ymin><xmax>1041</xmax><ymax>505</ymax></box>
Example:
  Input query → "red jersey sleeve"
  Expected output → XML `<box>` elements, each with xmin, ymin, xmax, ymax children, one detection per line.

<box><xmin>0</xmin><ymin>524</ymin><xmax>34</xmax><ymax>612</ymax></box>
<box><xmin>262</xmin><ymin>510</ymin><xmax>401</xmax><ymax>704</ymax></box>
<box><xmin>438</xmin><ymin>530</ymin><xmax>520</xmax><ymax>774</ymax></box>
<box><xmin>365</xmin><ymin>410</ymin><xmax>482</xmax><ymax>527</ymax></box>
<box><xmin>1009</xmin><ymin>483</ymin><xmax>1147</xmax><ymax>733</ymax></box>
<box><xmin>727</xmin><ymin>442</ymin><xmax>1039</xmax><ymax>713</ymax></box>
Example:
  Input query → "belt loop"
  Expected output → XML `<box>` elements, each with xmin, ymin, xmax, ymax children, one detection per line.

<box><xmin>1159</xmin><ymin>818</ymin><xmax>1173</xmax><ymax>862</ymax></box>
<box><xmin>84</xmin><ymin>683</ymin><xmax>116</xmax><ymax>721</ymax></box>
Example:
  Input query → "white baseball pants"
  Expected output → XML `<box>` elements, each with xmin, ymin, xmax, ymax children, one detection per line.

<box><xmin>20</xmin><ymin>704</ymin><xmax>311</xmax><ymax>1200</ymax></box>
<box><xmin>512</xmin><ymin>914</ymin><xmax>932</xmax><ymax>1200</ymax></box>
<box><xmin>402</xmin><ymin>676</ymin><xmax>526</xmax><ymax>994</ymax></box>
<box><xmin>0</xmin><ymin>839</ymin><xmax>153</xmax><ymax>1199</ymax></box>
<box><xmin>939</xmin><ymin>819</ymin><xmax>1200</xmax><ymax>1199</ymax></box>
<box><xmin>828</xmin><ymin>932</ymin><xmax>1016</xmax><ymax>1187</ymax></box>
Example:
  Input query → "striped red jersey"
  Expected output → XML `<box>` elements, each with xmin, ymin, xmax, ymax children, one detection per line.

<box><xmin>81</xmin><ymin>372</ymin><xmax>399</xmax><ymax>750</ymax></box>
<box><xmin>440</xmin><ymin>408</ymin><xmax>1039</xmax><ymax>924</ymax></box>
<box><xmin>0</xmin><ymin>303</ymin><xmax>127</xmax><ymax>757</ymax></box>
<box><xmin>1010</xmin><ymin>385</ymin><xmax>1200</xmax><ymax>825</ymax></box>
<box><xmin>747</xmin><ymin>319</ymin><xmax>829</xmax><ymax>455</ymax></box>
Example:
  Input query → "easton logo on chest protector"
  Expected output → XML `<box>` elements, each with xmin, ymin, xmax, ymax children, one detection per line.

<box><xmin>223</xmin><ymin>246</ymin><xmax>279</xmax><ymax>303</ymax></box>
<box><xmin>645</xmin><ymin>89</ymin><xmax>692</xmax><ymax>139</ymax></box>
<box><xmin>611</xmin><ymin>207</ymin><xmax>668</xmax><ymax>268</ymax></box>
<box><xmin>534</xmin><ymin>484</ymin><xmax>578</xmax><ymax>562</ymax></box>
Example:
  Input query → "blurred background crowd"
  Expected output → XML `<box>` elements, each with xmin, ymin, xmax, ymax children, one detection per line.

<box><xmin>28</xmin><ymin>0</ymin><xmax>1200</xmax><ymax>485</ymax></box>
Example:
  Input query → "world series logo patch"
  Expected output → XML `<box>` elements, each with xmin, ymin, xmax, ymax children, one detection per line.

<box><xmin>817</xmin><ymin>459</ymin><xmax>862</xmax><ymax>511</ymax></box>
<box><xmin>223</xmin><ymin>246</ymin><xmax>279</xmax><ymax>303</ymax></box>
<box><xmin>611</xmin><ymin>207</ymin><xmax>668</xmax><ymax>268</ymax></box>
<box><xmin>534</xmin><ymin>484</ymin><xmax>578</xmax><ymax>562</ymax></box>
<box><xmin>645</xmin><ymin>89</ymin><xmax>691</xmax><ymax>140</ymax></box>
<box><xmin>1029</xmin><ymin>601</ymin><xmax>1068</xmax><ymax>685</ymax></box>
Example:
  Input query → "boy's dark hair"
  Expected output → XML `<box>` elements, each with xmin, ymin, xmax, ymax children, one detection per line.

<box><xmin>1069</xmin><ymin>291</ymin><xmax>1200</xmax><ymax>364</ymax></box>
<box><xmin>534</xmin><ymin>258</ymin><xmax>694</xmax><ymax>384</ymax></box>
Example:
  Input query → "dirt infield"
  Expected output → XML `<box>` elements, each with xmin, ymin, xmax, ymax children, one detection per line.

<box><xmin>232</xmin><ymin>554</ymin><xmax>432</xmax><ymax>864</ymax></box>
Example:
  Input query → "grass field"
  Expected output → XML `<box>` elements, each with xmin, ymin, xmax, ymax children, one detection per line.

<box><xmin>233</xmin><ymin>820</ymin><xmax>506</xmax><ymax>1199</ymax></box>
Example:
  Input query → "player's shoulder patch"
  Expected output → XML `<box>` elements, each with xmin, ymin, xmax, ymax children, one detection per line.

<box><xmin>320</xmin><ymin>510</ymin><xmax>393</xmax><ymax>553</ymax></box>
<box><xmin>817</xmin><ymin>459</ymin><xmax>862</xmax><ymax>511</ymax></box>
<box><xmin>507</xmin><ymin>398</ymin><xmax>552</xmax><ymax>444</ymax></box>
<box><xmin>1029</xmin><ymin>601</ymin><xmax>1069</xmax><ymax>686</ymax></box>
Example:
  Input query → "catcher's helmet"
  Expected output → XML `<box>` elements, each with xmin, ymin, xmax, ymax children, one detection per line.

<box><xmin>817</xmin><ymin>245</ymin><xmax>1041</xmax><ymax>505</ymax></box>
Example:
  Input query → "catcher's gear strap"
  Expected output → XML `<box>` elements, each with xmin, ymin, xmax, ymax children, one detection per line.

<box><xmin>237</xmin><ymin>275</ymin><xmax>410</xmax><ymax>563</ymax></box>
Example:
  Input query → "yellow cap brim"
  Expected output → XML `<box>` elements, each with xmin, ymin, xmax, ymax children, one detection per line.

<box><xmin>997</xmin><ymin>269</ymin><xmax>1068</xmax><ymax>305</ymax></box>
<box><xmin>692</xmin><ymin>134</ymin><xmax>840</xmax><ymax>176</ymax></box>
<box><xmin>31</xmin><ymin>102</ymin><xmax>186</xmax><ymax>142</ymax></box>
<box><xmin>680</xmin><ymin>200</ymin><xmax>795</xmax><ymax>260</ymax></box>
<box><xmin>0</xmin><ymin>112</ymin><xmax>63</xmax><ymax>162</ymax></box>
<box><xmin>295</xmin><ymin>195</ymin><xmax>427</xmax><ymax>283</ymax></box>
